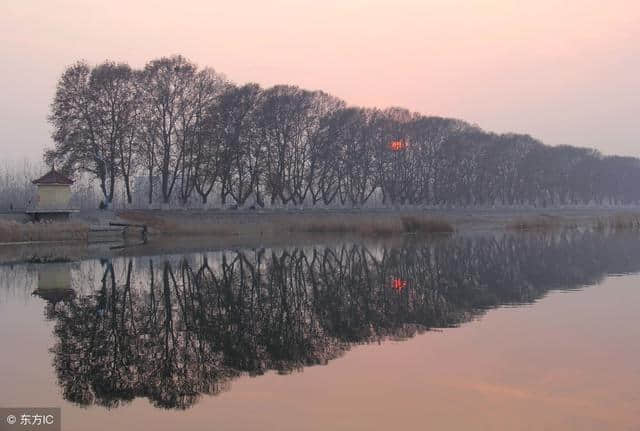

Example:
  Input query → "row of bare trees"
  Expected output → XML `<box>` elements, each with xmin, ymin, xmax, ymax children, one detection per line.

<box><xmin>46</xmin><ymin>55</ymin><xmax>640</xmax><ymax>209</ymax></box>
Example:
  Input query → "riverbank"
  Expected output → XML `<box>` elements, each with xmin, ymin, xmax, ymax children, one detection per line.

<box><xmin>2</xmin><ymin>208</ymin><xmax>640</xmax><ymax>265</ymax></box>
<box><xmin>116</xmin><ymin>207</ymin><xmax>640</xmax><ymax>236</ymax></box>
<box><xmin>0</xmin><ymin>219</ymin><xmax>88</xmax><ymax>243</ymax></box>
<box><xmin>117</xmin><ymin>209</ymin><xmax>455</xmax><ymax>237</ymax></box>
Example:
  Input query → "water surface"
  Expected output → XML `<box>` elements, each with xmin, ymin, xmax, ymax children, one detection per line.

<box><xmin>1</xmin><ymin>231</ymin><xmax>639</xmax><ymax>430</ymax></box>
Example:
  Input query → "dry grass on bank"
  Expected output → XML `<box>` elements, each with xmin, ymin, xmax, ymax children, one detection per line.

<box><xmin>119</xmin><ymin>211</ymin><xmax>242</xmax><ymax>236</ymax></box>
<box><xmin>400</xmin><ymin>216</ymin><xmax>456</xmax><ymax>234</ymax></box>
<box><xmin>118</xmin><ymin>211</ymin><xmax>456</xmax><ymax>237</ymax></box>
<box><xmin>117</xmin><ymin>211</ymin><xmax>180</xmax><ymax>232</ymax></box>
<box><xmin>0</xmin><ymin>220</ymin><xmax>88</xmax><ymax>243</ymax></box>
<box><xmin>507</xmin><ymin>216</ymin><xmax>565</xmax><ymax>231</ymax></box>
<box><xmin>508</xmin><ymin>212</ymin><xmax>640</xmax><ymax>232</ymax></box>
<box><xmin>291</xmin><ymin>214</ymin><xmax>455</xmax><ymax>236</ymax></box>
<box><xmin>594</xmin><ymin>213</ymin><xmax>640</xmax><ymax>232</ymax></box>
<box><xmin>287</xmin><ymin>215</ymin><xmax>411</xmax><ymax>236</ymax></box>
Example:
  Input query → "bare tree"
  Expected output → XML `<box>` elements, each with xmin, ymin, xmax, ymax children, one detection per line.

<box><xmin>176</xmin><ymin>68</ymin><xmax>227</xmax><ymax>205</ymax></box>
<box><xmin>212</xmin><ymin>83</ymin><xmax>263</xmax><ymax>206</ymax></box>
<box><xmin>48</xmin><ymin>61</ymin><xmax>129</xmax><ymax>206</ymax></box>
<box><xmin>91</xmin><ymin>62</ymin><xmax>139</xmax><ymax>204</ymax></box>
<box><xmin>137</xmin><ymin>56</ymin><xmax>198</xmax><ymax>205</ymax></box>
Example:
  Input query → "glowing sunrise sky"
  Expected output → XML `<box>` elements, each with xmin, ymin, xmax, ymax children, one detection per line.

<box><xmin>1</xmin><ymin>0</ymin><xmax>639</xmax><ymax>159</ymax></box>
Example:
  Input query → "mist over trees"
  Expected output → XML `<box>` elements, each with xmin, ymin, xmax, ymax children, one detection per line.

<box><xmin>38</xmin><ymin>55</ymin><xmax>640</xmax><ymax>209</ymax></box>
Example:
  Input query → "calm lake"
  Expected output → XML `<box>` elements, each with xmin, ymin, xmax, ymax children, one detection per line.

<box><xmin>1</xmin><ymin>231</ymin><xmax>639</xmax><ymax>430</ymax></box>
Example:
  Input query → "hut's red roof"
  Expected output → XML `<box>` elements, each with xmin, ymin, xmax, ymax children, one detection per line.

<box><xmin>32</xmin><ymin>168</ymin><xmax>74</xmax><ymax>185</ymax></box>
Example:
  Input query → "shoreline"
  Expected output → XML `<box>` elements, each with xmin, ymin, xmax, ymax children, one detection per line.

<box><xmin>1</xmin><ymin>207</ymin><xmax>640</xmax><ymax>265</ymax></box>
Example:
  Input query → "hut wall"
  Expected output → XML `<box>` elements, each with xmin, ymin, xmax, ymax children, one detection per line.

<box><xmin>37</xmin><ymin>185</ymin><xmax>71</xmax><ymax>209</ymax></box>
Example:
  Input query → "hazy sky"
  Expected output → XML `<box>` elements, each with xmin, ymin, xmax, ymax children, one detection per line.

<box><xmin>2</xmin><ymin>0</ymin><xmax>639</xmax><ymax>160</ymax></box>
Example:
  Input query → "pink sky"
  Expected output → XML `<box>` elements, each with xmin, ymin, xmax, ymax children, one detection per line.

<box><xmin>2</xmin><ymin>0</ymin><xmax>639</xmax><ymax>159</ymax></box>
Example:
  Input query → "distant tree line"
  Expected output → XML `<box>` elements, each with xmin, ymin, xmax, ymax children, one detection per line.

<box><xmin>45</xmin><ymin>55</ymin><xmax>640</xmax><ymax>208</ymax></box>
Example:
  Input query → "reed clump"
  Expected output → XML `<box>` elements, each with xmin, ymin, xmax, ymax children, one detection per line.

<box><xmin>26</xmin><ymin>255</ymin><xmax>73</xmax><ymax>263</ymax></box>
<box><xmin>289</xmin><ymin>214</ymin><xmax>454</xmax><ymax>236</ymax></box>
<box><xmin>0</xmin><ymin>220</ymin><xmax>88</xmax><ymax>243</ymax></box>
<box><xmin>507</xmin><ymin>216</ymin><xmax>563</xmax><ymax>231</ymax></box>
<box><xmin>120</xmin><ymin>210</ymin><xmax>269</xmax><ymax>236</ymax></box>
<box><xmin>400</xmin><ymin>216</ymin><xmax>455</xmax><ymax>234</ymax></box>
<box><xmin>117</xmin><ymin>211</ymin><xmax>180</xmax><ymax>233</ymax></box>
<box><xmin>119</xmin><ymin>210</ymin><xmax>455</xmax><ymax>237</ymax></box>
<box><xmin>594</xmin><ymin>213</ymin><xmax>640</xmax><ymax>232</ymax></box>
<box><xmin>290</xmin><ymin>215</ymin><xmax>399</xmax><ymax>236</ymax></box>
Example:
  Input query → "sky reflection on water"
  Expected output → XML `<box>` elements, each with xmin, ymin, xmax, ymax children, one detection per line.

<box><xmin>0</xmin><ymin>231</ymin><xmax>639</xmax><ymax>430</ymax></box>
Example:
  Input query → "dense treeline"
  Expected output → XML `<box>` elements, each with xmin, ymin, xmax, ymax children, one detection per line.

<box><xmin>28</xmin><ymin>231</ymin><xmax>640</xmax><ymax>408</ymax></box>
<box><xmin>46</xmin><ymin>55</ymin><xmax>640</xmax><ymax>208</ymax></box>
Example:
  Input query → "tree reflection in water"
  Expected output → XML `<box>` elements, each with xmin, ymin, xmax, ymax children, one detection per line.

<box><xmin>42</xmin><ymin>231</ymin><xmax>640</xmax><ymax>409</ymax></box>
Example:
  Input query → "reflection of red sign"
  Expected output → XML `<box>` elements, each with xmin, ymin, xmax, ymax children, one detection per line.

<box><xmin>390</xmin><ymin>140</ymin><xmax>408</xmax><ymax>151</ymax></box>
<box><xmin>391</xmin><ymin>278</ymin><xmax>407</xmax><ymax>291</ymax></box>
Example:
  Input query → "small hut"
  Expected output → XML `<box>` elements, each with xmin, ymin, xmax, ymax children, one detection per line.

<box><xmin>26</xmin><ymin>168</ymin><xmax>78</xmax><ymax>221</ymax></box>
